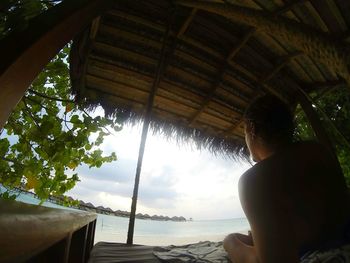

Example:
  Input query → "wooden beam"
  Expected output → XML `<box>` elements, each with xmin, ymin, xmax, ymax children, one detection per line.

<box><xmin>89</xmin><ymin>16</ymin><xmax>101</xmax><ymax>40</ymax></box>
<box><xmin>273</xmin><ymin>0</ymin><xmax>308</xmax><ymax>16</ymax></box>
<box><xmin>177</xmin><ymin>8</ymin><xmax>198</xmax><ymax>37</ymax></box>
<box><xmin>227</xmin><ymin>27</ymin><xmax>256</xmax><ymax>61</ymax></box>
<box><xmin>175</xmin><ymin>0</ymin><xmax>350</xmax><ymax>85</ymax></box>
<box><xmin>108</xmin><ymin>6</ymin><xmax>286</xmax><ymax>103</ymax></box>
<box><xmin>189</xmin><ymin>26</ymin><xmax>259</xmax><ymax>125</ymax></box>
<box><xmin>0</xmin><ymin>0</ymin><xmax>114</xmax><ymax>129</ymax></box>
<box><xmin>297</xmin><ymin>88</ymin><xmax>337</xmax><ymax>159</ymax></box>
<box><xmin>189</xmin><ymin>25</ymin><xmax>257</xmax><ymax>125</ymax></box>
<box><xmin>228</xmin><ymin>60</ymin><xmax>287</xmax><ymax>102</ymax></box>
<box><xmin>188</xmin><ymin>67</ymin><xmax>226</xmax><ymax>125</ymax></box>
<box><xmin>260</xmin><ymin>52</ymin><xmax>302</xmax><ymax>83</ymax></box>
<box><xmin>305</xmin><ymin>79</ymin><xmax>346</xmax><ymax>90</ymax></box>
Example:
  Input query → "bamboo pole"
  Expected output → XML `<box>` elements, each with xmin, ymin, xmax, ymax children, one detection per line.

<box><xmin>126</xmin><ymin>13</ymin><xmax>173</xmax><ymax>245</ymax></box>
<box><xmin>0</xmin><ymin>0</ymin><xmax>114</xmax><ymax>130</ymax></box>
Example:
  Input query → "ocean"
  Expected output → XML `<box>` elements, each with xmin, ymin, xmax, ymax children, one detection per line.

<box><xmin>10</xmin><ymin>189</ymin><xmax>250</xmax><ymax>246</ymax></box>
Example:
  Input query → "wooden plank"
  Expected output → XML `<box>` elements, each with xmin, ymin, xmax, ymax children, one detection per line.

<box><xmin>86</xmin><ymin>74</ymin><xmax>149</xmax><ymax>104</ymax></box>
<box><xmin>0</xmin><ymin>200</ymin><xmax>96</xmax><ymax>263</ymax></box>
<box><xmin>194</xmin><ymin>110</ymin><xmax>236</xmax><ymax>131</ymax></box>
<box><xmin>68</xmin><ymin>225</ymin><xmax>88</xmax><ymax>263</ymax></box>
<box><xmin>87</xmin><ymin>61</ymin><xmax>152</xmax><ymax>91</ymax></box>
<box><xmin>99</xmin><ymin>24</ymin><xmax>162</xmax><ymax>50</ymax></box>
<box><xmin>204</xmin><ymin>102</ymin><xmax>242</xmax><ymax>122</ymax></box>
<box><xmin>94</xmin><ymin>42</ymin><xmax>157</xmax><ymax>68</ymax></box>
<box><xmin>85</xmin><ymin>87</ymin><xmax>145</xmax><ymax>111</ymax></box>
<box><xmin>166</xmin><ymin>65</ymin><xmax>212</xmax><ymax>90</ymax></box>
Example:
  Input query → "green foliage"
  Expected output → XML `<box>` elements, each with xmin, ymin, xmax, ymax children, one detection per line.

<box><xmin>0</xmin><ymin>46</ymin><xmax>120</xmax><ymax>201</ymax></box>
<box><xmin>294</xmin><ymin>87</ymin><xmax>350</xmax><ymax>185</ymax></box>
<box><xmin>0</xmin><ymin>0</ymin><xmax>61</xmax><ymax>39</ymax></box>
<box><xmin>315</xmin><ymin>88</ymin><xmax>350</xmax><ymax>185</ymax></box>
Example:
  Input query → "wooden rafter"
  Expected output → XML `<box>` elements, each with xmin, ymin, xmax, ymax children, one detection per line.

<box><xmin>188</xmin><ymin>26</ymin><xmax>257</xmax><ymax>126</ymax></box>
<box><xmin>306</xmin><ymin>80</ymin><xmax>346</xmax><ymax>90</ymax></box>
<box><xmin>223</xmin><ymin>52</ymin><xmax>301</xmax><ymax>137</ymax></box>
<box><xmin>177</xmin><ymin>8</ymin><xmax>198</xmax><ymax>37</ymax></box>
<box><xmin>273</xmin><ymin>0</ymin><xmax>309</xmax><ymax>16</ymax></box>
<box><xmin>227</xmin><ymin>27</ymin><xmax>256</xmax><ymax>62</ymax></box>
<box><xmin>188</xmin><ymin>66</ymin><xmax>226</xmax><ymax>125</ymax></box>
<box><xmin>104</xmin><ymin>7</ymin><xmax>295</xmax><ymax>102</ymax></box>
<box><xmin>260</xmin><ymin>52</ymin><xmax>302</xmax><ymax>83</ymax></box>
<box><xmin>89</xmin><ymin>17</ymin><xmax>101</xmax><ymax>40</ymax></box>
<box><xmin>228</xmin><ymin>60</ymin><xmax>286</xmax><ymax>101</ymax></box>
<box><xmin>175</xmin><ymin>0</ymin><xmax>350</xmax><ymax>85</ymax></box>
<box><xmin>224</xmin><ymin>119</ymin><xmax>244</xmax><ymax>137</ymax></box>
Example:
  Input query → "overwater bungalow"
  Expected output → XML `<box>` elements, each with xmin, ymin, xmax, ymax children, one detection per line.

<box><xmin>1</xmin><ymin>0</ymin><xmax>350</xmax><ymax>262</ymax></box>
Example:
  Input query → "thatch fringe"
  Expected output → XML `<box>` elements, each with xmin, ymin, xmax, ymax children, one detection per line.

<box><xmin>76</xmin><ymin>91</ymin><xmax>249</xmax><ymax>160</ymax></box>
<box><xmin>175</xmin><ymin>0</ymin><xmax>350</xmax><ymax>85</ymax></box>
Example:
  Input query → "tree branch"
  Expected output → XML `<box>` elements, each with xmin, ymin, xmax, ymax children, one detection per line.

<box><xmin>28</xmin><ymin>89</ymin><xmax>74</xmax><ymax>103</ymax></box>
<box><xmin>22</xmin><ymin>98</ymin><xmax>41</xmax><ymax>129</ymax></box>
<box><xmin>81</xmin><ymin>108</ymin><xmax>115</xmax><ymax>136</ymax></box>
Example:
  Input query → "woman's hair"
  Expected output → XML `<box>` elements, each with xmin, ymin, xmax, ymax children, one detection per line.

<box><xmin>243</xmin><ymin>94</ymin><xmax>294</xmax><ymax>145</ymax></box>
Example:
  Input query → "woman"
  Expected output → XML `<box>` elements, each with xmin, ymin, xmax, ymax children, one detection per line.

<box><xmin>224</xmin><ymin>95</ymin><xmax>350</xmax><ymax>263</ymax></box>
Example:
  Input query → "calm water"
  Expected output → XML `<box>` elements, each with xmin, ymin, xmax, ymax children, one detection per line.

<box><xmin>9</xmin><ymin>189</ymin><xmax>250</xmax><ymax>245</ymax></box>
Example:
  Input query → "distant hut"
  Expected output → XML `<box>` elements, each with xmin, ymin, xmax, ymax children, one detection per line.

<box><xmin>85</xmin><ymin>202</ymin><xmax>95</xmax><ymax>211</ymax></box>
<box><xmin>143</xmin><ymin>214</ymin><xmax>151</xmax><ymax>220</ymax></box>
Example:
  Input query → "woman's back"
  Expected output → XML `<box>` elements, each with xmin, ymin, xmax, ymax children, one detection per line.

<box><xmin>242</xmin><ymin>141</ymin><xmax>350</xmax><ymax>257</ymax></box>
<box><xmin>224</xmin><ymin>95</ymin><xmax>350</xmax><ymax>263</ymax></box>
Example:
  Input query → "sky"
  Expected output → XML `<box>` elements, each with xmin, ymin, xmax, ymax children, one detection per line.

<box><xmin>67</xmin><ymin>122</ymin><xmax>252</xmax><ymax>221</ymax></box>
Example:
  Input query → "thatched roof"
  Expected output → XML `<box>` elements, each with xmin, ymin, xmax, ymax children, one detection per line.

<box><xmin>69</xmin><ymin>0</ymin><xmax>349</xmax><ymax>157</ymax></box>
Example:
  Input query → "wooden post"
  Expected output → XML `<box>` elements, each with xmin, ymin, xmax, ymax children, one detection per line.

<box><xmin>297</xmin><ymin>89</ymin><xmax>337</xmax><ymax>159</ymax></box>
<box><xmin>68</xmin><ymin>225</ymin><xmax>88</xmax><ymax>263</ymax></box>
<box><xmin>0</xmin><ymin>0</ymin><xmax>114</xmax><ymax>129</ymax></box>
<box><xmin>85</xmin><ymin>220</ymin><xmax>96</xmax><ymax>261</ymax></box>
<box><xmin>126</xmin><ymin>14</ymin><xmax>173</xmax><ymax>246</ymax></box>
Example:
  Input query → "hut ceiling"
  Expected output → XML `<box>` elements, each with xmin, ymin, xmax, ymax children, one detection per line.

<box><xmin>69</xmin><ymin>0</ymin><xmax>350</xmax><ymax>157</ymax></box>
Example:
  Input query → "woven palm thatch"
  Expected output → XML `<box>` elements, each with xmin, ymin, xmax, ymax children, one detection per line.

<box><xmin>69</xmin><ymin>0</ymin><xmax>350</xmax><ymax>158</ymax></box>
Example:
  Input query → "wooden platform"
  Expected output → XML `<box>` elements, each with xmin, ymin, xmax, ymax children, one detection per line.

<box><xmin>89</xmin><ymin>242</ymin><xmax>161</xmax><ymax>263</ymax></box>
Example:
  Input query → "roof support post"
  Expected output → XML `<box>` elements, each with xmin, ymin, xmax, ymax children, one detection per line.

<box><xmin>0</xmin><ymin>0</ymin><xmax>114</xmax><ymax>130</ymax></box>
<box><xmin>297</xmin><ymin>89</ymin><xmax>337</xmax><ymax>159</ymax></box>
<box><xmin>126</xmin><ymin>15</ymin><xmax>173</xmax><ymax>245</ymax></box>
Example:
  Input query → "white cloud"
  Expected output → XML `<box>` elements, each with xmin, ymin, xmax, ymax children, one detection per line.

<box><xmin>68</xmin><ymin>123</ymin><xmax>251</xmax><ymax>220</ymax></box>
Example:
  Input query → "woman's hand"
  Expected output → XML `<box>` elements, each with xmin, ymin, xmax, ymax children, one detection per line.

<box><xmin>223</xmin><ymin>233</ymin><xmax>259</xmax><ymax>263</ymax></box>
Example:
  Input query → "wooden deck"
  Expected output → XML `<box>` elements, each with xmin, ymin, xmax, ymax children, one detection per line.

<box><xmin>89</xmin><ymin>242</ymin><xmax>161</xmax><ymax>263</ymax></box>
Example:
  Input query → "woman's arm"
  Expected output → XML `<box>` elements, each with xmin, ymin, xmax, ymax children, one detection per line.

<box><xmin>239</xmin><ymin>171</ymin><xmax>299</xmax><ymax>263</ymax></box>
